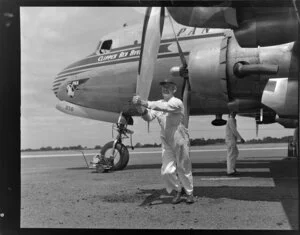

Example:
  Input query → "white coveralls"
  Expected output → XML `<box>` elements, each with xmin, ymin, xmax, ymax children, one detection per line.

<box><xmin>225</xmin><ymin>117</ymin><xmax>242</xmax><ymax>174</ymax></box>
<box><xmin>142</xmin><ymin>97</ymin><xmax>193</xmax><ymax>195</ymax></box>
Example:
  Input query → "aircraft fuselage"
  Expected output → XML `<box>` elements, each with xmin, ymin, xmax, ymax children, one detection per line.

<box><xmin>53</xmin><ymin>24</ymin><xmax>298</xmax><ymax>126</ymax></box>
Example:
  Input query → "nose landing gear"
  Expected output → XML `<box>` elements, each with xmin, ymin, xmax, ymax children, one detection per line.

<box><xmin>95</xmin><ymin>113</ymin><xmax>134</xmax><ymax>173</ymax></box>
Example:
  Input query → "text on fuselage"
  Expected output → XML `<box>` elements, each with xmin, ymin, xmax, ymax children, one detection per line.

<box><xmin>98</xmin><ymin>49</ymin><xmax>140</xmax><ymax>62</ymax></box>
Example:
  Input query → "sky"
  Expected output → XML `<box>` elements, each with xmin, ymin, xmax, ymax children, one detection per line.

<box><xmin>20</xmin><ymin>7</ymin><xmax>294</xmax><ymax>150</ymax></box>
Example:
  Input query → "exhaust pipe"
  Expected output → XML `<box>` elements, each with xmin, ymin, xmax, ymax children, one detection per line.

<box><xmin>234</xmin><ymin>62</ymin><xmax>279</xmax><ymax>78</ymax></box>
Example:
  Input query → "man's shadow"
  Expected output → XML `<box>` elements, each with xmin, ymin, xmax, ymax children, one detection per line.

<box><xmin>137</xmin><ymin>158</ymin><xmax>298</xmax><ymax>229</ymax></box>
<box><xmin>138</xmin><ymin>189</ymin><xmax>192</xmax><ymax>206</ymax></box>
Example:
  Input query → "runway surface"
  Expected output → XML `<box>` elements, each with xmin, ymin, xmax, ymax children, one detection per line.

<box><xmin>21</xmin><ymin>143</ymin><xmax>299</xmax><ymax>229</ymax></box>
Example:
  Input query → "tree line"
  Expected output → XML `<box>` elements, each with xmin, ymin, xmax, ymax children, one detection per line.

<box><xmin>21</xmin><ymin>136</ymin><xmax>293</xmax><ymax>152</ymax></box>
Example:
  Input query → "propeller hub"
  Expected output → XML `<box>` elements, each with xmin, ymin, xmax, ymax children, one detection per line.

<box><xmin>170</xmin><ymin>66</ymin><xmax>188</xmax><ymax>78</ymax></box>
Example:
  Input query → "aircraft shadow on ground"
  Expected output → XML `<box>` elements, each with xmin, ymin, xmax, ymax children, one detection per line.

<box><xmin>137</xmin><ymin>158</ymin><xmax>299</xmax><ymax>229</ymax></box>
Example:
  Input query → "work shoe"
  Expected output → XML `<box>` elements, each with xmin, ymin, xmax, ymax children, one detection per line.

<box><xmin>172</xmin><ymin>190</ymin><xmax>183</xmax><ymax>204</ymax></box>
<box><xmin>186</xmin><ymin>194</ymin><xmax>195</xmax><ymax>204</ymax></box>
<box><xmin>227</xmin><ymin>170</ymin><xmax>239</xmax><ymax>176</ymax></box>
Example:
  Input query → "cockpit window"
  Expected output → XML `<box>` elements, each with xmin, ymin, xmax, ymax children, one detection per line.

<box><xmin>99</xmin><ymin>40</ymin><xmax>112</xmax><ymax>54</ymax></box>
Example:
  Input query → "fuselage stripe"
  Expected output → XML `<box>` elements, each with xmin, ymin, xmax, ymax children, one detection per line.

<box><xmin>58</xmin><ymin>32</ymin><xmax>224</xmax><ymax>75</ymax></box>
<box><xmin>53</xmin><ymin>78</ymin><xmax>66</xmax><ymax>84</ymax></box>
<box><xmin>83</xmin><ymin>32</ymin><xmax>224</xmax><ymax>59</ymax></box>
<box><xmin>54</xmin><ymin>68</ymin><xmax>92</xmax><ymax>81</ymax></box>
<box><xmin>55</xmin><ymin>51</ymin><xmax>189</xmax><ymax>79</ymax></box>
<box><xmin>52</xmin><ymin>83</ymin><xmax>62</xmax><ymax>88</ymax></box>
<box><xmin>53</xmin><ymin>52</ymin><xmax>189</xmax><ymax>92</ymax></box>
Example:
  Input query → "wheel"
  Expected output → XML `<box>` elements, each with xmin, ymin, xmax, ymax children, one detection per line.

<box><xmin>100</xmin><ymin>141</ymin><xmax>129</xmax><ymax>171</ymax></box>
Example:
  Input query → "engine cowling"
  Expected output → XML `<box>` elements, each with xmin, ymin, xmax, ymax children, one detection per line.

<box><xmin>186</xmin><ymin>31</ymin><xmax>298</xmax><ymax>121</ymax></box>
<box><xmin>188</xmin><ymin>35</ymin><xmax>229</xmax><ymax>115</ymax></box>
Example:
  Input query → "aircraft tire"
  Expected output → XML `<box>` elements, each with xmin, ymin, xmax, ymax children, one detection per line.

<box><xmin>100</xmin><ymin>141</ymin><xmax>129</xmax><ymax>171</ymax></box>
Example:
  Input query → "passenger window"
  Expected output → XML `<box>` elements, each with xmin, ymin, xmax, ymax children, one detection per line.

<box><xmin>100</xmin><ymin>40</ymin><xmax>112</xmax><ymax>54</ymax></box>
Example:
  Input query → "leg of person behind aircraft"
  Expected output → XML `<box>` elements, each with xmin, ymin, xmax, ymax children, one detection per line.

<box><xmin>294</xmin><ymin>127</ymin><xmax>299</xmax><ymax>157</ymax></box>
<box><xmin>226</xmin><ymin>143</ymin><xmax>239</xmax><ymax>175</ymax></box>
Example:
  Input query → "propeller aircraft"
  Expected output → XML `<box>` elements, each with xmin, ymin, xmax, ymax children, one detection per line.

<box><xmin>52</xmin><ymin>4</ymin><xmax>299</xmax><ymax>172</ymax></box>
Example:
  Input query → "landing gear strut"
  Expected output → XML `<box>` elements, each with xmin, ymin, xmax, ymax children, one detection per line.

<box><xmin>95</xmin><ymin>113</ymin><xmax>134</xmax><ymax>173</ymax></box>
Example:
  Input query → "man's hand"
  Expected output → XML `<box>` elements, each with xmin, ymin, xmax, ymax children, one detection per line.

<box><xmin>136</xmin><ymin>105</ymin><xmax>146</xmax><ymax>114</ymax></box>
<box><xmin>132</xmin><ymin>95</ymin><xmax>148</xmax><ymax>107</ymax></box>
<box><xmin>132</xmin><ymin>95</ymin><xmax>142</xmax><ymax>105</ymax></box>
<box><xmin>241</xmin><ymin>138</ymin><xmax>245</xmax><ymax>144</ymax></box>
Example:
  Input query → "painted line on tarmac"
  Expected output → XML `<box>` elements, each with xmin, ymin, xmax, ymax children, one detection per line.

<box><xmin>21</xmin><ymin>147</ymin><xmax>286</xmax><ymax>159</ymax></box>
<box><xmin>200</xmin><ymin>177</ymin><xmax>240</xmax><ymax>180</ymax></box>
<box><xmin>21</xmin><ymin>153</ymin><xmax>96</xmax><ymax>158</ymax></box>
<box><xmin>21</xmin><ymin>166</ymin><xmax>68</xmax><ymax>173</ymax></box>
<box><xmin>130</xmin><ymin>147</ymin><xmax>286</xmax><ymax>154</ymax></box>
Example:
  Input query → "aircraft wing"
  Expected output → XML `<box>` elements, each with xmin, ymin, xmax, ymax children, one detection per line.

<box><xmin>167</xmin><ymin>1</ymin><xmax>299</xmax><ymax>47</ymax></box>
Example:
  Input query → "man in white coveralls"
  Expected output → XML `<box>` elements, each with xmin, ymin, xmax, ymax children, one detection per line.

<box><xmin>225</xmin><ymin>112</ymin><xmax>245</xmax><ymax>176</ymax></box>
<box><xmin>132</xmin><ymin>79</ymin><xmax>194</xmax><ymax>204</ymax></box>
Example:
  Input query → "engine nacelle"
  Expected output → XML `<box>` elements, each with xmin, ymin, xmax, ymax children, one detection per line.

<box><xmin>234</xmin><ymin>12</ymin><xmax>299</xmax><ymax>48</ymax></box>
<box><xmin>167</xmin><ymin>7</ymin><xmax>238</xmax><ymax>29</ymax></box>
<box><xmin>188</xmin><ymin>36</ymin><xmax>229</xmax><ymax>114</ymax></box>
<box><xmin>276</xmin><ymin>117</ymin><xmax>298</xmax><ymax>128</ymax></box>
<box><xmin>182</xmin><ymin>30</ymin><xmax>298</xmax><ymax>119</ymax></box>
<box><xmin>167</xmin><ymin>7</ymin><xmax>299</xmax><ymax>48</ymax></box>
<box><xmin>228</xmin><ymin>99</ymin><xmax>261</xmax><ymax>113</ymax></box>
<box><xmin>262</xmin><ymin>78</ymin><xmax>298</xmax><ymax>118</ymax></box>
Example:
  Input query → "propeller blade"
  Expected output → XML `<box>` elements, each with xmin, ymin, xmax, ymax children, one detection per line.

<box><xmin>181</xmin><ymin>76</ymin><xmax>186</xmax><ymax>100</ymax></box>
<box><xmin>182</xmin><ymin>78</ymin><xmax>191</xmax><ymax>128</ymax></box>
<box><xmin>166</xmin><ymin>9</ymin><xmax>187</xmax><ymax>68</ymax></box>
<box><xmin>167</xmin><ymin>9</ymin><xmax>191</xmax><ymax>128</ymax></box>
<box><xmin>136</xmin><ymin>7</ymin><xmax>165</xmax><ymax>100</ymax></box>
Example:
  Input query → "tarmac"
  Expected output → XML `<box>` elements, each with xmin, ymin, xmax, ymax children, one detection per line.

<box><xmin>21</xmin><ymin>143</ymin><xmax>299</xmax><ymax>230</ymax></box>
